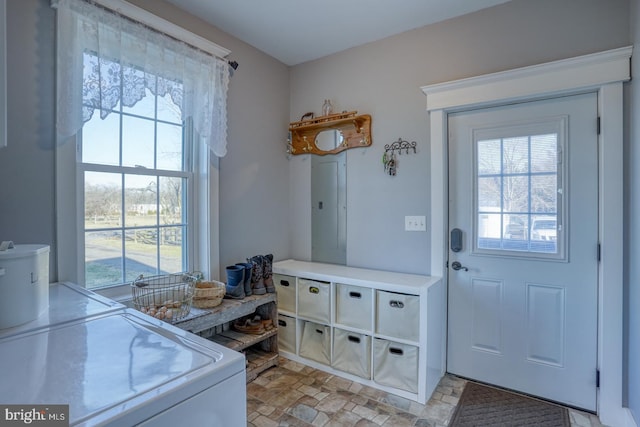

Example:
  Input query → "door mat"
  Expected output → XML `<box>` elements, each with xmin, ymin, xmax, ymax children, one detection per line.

<box><xmin>449</xmin><ymin>381</ymin><xmax>570</xmax><ymax>426</ymax></box>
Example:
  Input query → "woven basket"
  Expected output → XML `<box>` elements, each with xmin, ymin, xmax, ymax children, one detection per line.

<box><xmin>192</xmin><ymin>280</ymin><xmax>225</xmax><ymax>308</ymax></box>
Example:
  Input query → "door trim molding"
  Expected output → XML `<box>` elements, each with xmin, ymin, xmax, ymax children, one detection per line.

<box><xmin>421</xmin><ymin>46</ymin><xmax>632</xmax><ymax>426</ymax></box>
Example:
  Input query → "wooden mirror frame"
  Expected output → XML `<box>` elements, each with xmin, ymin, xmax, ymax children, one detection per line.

<box><xmin>288</xmin><ymin>111</ymin><xmax>372</xmax><ymax>155</ymax></box>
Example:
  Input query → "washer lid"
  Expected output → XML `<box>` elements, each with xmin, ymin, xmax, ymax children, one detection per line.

<box><xmin>0</xmin><ymin>309</ymin><xmax>244</xmax><ymax>426</ymax></box>
<box><xmin>0</xmin><ymin>282</ymin><xmax>124</xmax><ymax>339</ymax></box>
<box><xmin>0</xmin><ymin>244</ymin><xmax>49</xmax><ymax>260</ymax></box>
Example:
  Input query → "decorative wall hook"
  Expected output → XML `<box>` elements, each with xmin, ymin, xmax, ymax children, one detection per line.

<box><xmin>384</xmin><ymin>138</ymin><xmax>417</xmax><ymax>155</ymax></box>
<box><xmin>285</xmin><ymin>133</ymin><xmax>294</xmax><ymax>157</ymax></box>
<box><xmin>382</xmin><ymin>138</ymin><xmax>418</xmax><ymax>176</ymax></box>
<box><xmin>302</xmin><ymin>136</ymin><xmax>313</xmax><ymax>152</ymax></box>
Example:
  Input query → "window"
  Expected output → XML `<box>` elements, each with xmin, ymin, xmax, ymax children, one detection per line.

<box><xmin>474</xmin><ymin>120</ymin><xmax>565</xmax><ymax>258</ymax></box>
<box><xmin>81</xmin><ymin>54</ymin><xmax>192</xmax><ymax>288</ymax></box>
<box><xmin>54</xmin><ymin>0</ymin><xmax>229</xmax><ymax>290</ymax></box>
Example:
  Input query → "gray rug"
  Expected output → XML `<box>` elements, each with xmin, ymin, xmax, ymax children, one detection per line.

<box><xmin>449</xmin><ymin>381</ymin><xmax>571</xmax><ymax>426</ymax></box>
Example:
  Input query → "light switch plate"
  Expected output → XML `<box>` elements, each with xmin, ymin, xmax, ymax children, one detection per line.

<box><xmin>405</xmin><ymin>215</ymin><xmax>426</xmax><ymax>231</ymax></box>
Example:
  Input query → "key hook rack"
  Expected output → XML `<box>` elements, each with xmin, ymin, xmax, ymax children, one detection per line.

<box><xmin>383</xmin><ymin>138</ymin><xmax>418</xmax><ymax>176</ymax></box>
<box><xmin>385</xmin><ymin>138</ymin><xmax>417</xmax><ymax>155</ymax></box>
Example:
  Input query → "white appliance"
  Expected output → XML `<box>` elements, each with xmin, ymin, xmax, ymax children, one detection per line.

<box><xmin>0</xmin><ymin>283</ymin><xmax>247</xmax><ymax>426</ymax></box>
<box><xmin>0</xmin><ymin>244</ymin><xmax>50</xmax><ymax>329</ymax></box>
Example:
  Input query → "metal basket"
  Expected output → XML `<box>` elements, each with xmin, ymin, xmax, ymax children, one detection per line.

<box><xmin>131</xmin><ymin>273</ymin><xmax>196</xmax><ymax>322</ymax></box>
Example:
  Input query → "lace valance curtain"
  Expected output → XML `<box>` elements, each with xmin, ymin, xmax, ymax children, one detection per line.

<box><xmin>54</xmin><ymin>0</ymin><xmax>230</xmax><ymax>157</ymax></box>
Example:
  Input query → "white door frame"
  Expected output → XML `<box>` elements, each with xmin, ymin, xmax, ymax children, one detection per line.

<box><xmin>421</xmin><ymin>46</ymin><xmax>633</xmax><ymax>427</ymax></box>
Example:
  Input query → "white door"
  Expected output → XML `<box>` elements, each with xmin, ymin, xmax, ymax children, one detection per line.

<box><xmin>447</xmin><ymin>92</ymin><xmax>599</xmax><ymax>411</ymax></box>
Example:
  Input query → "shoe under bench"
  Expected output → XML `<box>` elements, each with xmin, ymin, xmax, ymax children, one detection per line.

<box><xmin>173</xmin><ymin>293</ymin><xmax>279</xmax><ymax>382</ymax></box>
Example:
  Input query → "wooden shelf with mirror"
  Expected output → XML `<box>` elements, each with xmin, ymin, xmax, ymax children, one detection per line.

<box><xmin>289</xmin><ymin>111</ymin><xmax>372</xmax><ymax>155</ymax></box>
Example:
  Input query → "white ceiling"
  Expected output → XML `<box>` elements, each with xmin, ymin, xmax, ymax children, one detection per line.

<box><xmin>165</xmin><ymin>0</ymin><xmax>512</xmax><ymax>66</ymax></box>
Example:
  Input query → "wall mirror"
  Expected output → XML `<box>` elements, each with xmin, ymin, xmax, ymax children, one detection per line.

<box><xmin>315</xmin><ymin>129</ymin><xmax>343</xmax><ymax>151</ymax></box>
<box><xmin>288</xmin><ymin>111</ymin><xmax>372</xmax><ymax>156</ymax></box>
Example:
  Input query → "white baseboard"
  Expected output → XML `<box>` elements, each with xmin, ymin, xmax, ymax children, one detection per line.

<box><xmin>624</xmin><ymin>408</ymin><xmax>638</xmax><ymax>427</ymax></box>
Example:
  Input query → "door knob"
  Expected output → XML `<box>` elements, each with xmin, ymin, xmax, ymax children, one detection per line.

<box><xmin>451</xmin><ymin>261</ymin><xmax>468</xmax><ymax>271</ymax></box>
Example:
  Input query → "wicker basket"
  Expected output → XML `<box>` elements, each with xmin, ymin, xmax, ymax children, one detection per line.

<box><xmin>131</xmin><ymin>273</ymin><xmax>196</xmax><ymax>322</ymax></box>
<box><xmin>192</xmin><ymin>280</ymin><xmax>225</xmax><ymax>308</ymax></box>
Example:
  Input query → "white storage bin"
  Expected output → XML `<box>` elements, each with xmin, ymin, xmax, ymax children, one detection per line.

<box><xmin>332</xmin><ymin>328</ymin><xmax>371</xmax><ymax>379</ymax></box>
<box><xmin>335</xmin><ymin>284</ymin><xmax>372</xmax><ymax>331</ymax></box>
<box><xmin>277</xmin><ymin>314</ymin><xmax>297</xmax><ymax>354</ymax></box>
<box><xmin>376</xmin><ymin>291</ymin><xmax>420</xmax><ymax>341</ymax></box>
<box><xmin>297</xmin><ymin>279</ymin><xmax>330</xmax><ymax>324</ymax></box>
<box><xmin>373</xmin><ymin>338</ymin><xmax>419</xmax><ymax>393</ymax></box>
<box><xmin>299</xmin><ymin>320</ymin><xmax>331</xmax><ymax>365</ymax></box>
<box><xmin>274</xmin><ymin>274</ymin><xmax>296</xmax><ymax>313</ymax></box>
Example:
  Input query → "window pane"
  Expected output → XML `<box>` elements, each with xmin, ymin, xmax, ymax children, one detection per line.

<box><xmin>531</xmin><ymin>215</ymin><xmax>558</xmax><ymax>253</ymax></box>
<box><xmin>84</xmin><ymin>172</ymin><xmax>121</xmax><ymax>230</ymax></box>
<box><xmin>160</xmin><ymin>226</ymin><xmax>184</xmax><ymax>274</ymax></box>
<box><xmin>503</xmin><ymin>136</ymin><xmax>529</xmax><ymax>173</ymax></box>
<box><xmin>85</xmin><ymin>230</ymin><xmax>123</xmax><ymax>288</ymax></box>
<box><xmin>478</xmin><ymin>176</ymin><xmax>501</xmax><ymax>210</ymax></box>
<box><xmin>157</xmin><ymin>77</ymin><xmax>183</xmax><ymax>124</ymax></box>
<box><xmin>159</xmin><ymin>177</ymin><xmax>184</xmax><ymax>226</ymax></box>
<box><xmin>504</xmin><ymin>214</ymin><xmax>528</xmax><ymax>240</ymax></box>
<box><xmin>125</xmin><ymin>228</ymin><xmax>158</xmax><ymax>282</ymax></box>
<box><xmin>477</xmin><ymin>139</ymin><xmax>501</xmax><ymax>175</ymax></box>
<box><xmin>122</xmin><ymin>116</ymin><xmax>154</xmax><ymax>168</ymax></box>
<box><xmin>531</xmin><ymin>175</ymin><xmax>557</xmax><ymax>213</ymax></box>
<box><xmin>531</xmin><ymin>134</ymin><xmax>557</xmax><ymax>173</ymax></box>
<box><xmin>157</xmin><ymin>123</ymin><xmax>183</xmax><ymax>171</ymax></box>
<box><xmin>503</xmin><ymin>176</ymin><xmax>528</xmax><ymax>213</ymax></box>
<box><xmin>124</xmin><ymin>174</ymin><xmax>157</xmax><ymax>227</ymax></box>
<box><xmin>82</xmin><ymin>113</ymin><xmax>120</xmax><ymax>166</ymax></box>
<box><xmin>122</xmin><ymin>86</ymin><xmax>155</xmax><ymax>119</ymax></box>
<box><xmin>478</xmin><ymin>213</ymin><xmax>502</xmax><ymax>249</ymax></box>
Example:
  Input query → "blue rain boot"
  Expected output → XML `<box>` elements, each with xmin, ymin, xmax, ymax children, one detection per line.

<box><xmin>262</xmin><ymin>254</ymin><xmax>275</xmax><ymax>293</ymax></box>
<box><xmin>235</xmin><ymin>262</ymin><xmax>253</xmax><ymax>296</ymax></box>
<box><xmin>224</xmin><ymin>265</ymin><xmax>245</xmax><ymax>299</ymax></box>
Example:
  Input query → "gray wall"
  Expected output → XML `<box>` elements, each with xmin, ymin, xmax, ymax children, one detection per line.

<box><xmin>628</xmin><ymin>0</ymin><xmax>640</xmax><ymax>422</ymax></box>
<box><xmin>0</xmin><ymin>0</ymin><xmax>291</xmax><ymax>281</ymax></box>
<box><xmin>0</xmin><ymin>0</ymin><xmax>56</xmax><ymax>275</ymax></box>
<box><xmin>289</xmin><ymin>0</ymin><xmax>630</xmax><ymax>275</ymax></box>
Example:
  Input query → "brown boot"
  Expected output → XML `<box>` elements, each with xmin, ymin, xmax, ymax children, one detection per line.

<box><xmin>263</xmin><ymin>254</ymin><xmax>275</xmax><ymax>293</ymax></box>
<box><xmin>249</xmin><ymin>255</ymin><xmax>266</xmax><ymax>295</ymax></box>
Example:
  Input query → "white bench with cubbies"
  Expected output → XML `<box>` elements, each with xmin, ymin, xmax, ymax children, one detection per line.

<box><xmin>272</xmin><ymin>259</ymin><xmax>445</xmax><ymax>404</ymax></box>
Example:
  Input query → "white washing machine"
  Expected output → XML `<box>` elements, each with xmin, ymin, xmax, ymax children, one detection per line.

<box><xmin>0</xmin><ymin>283</ymin><xmax>247</xmax><ymax>426</ymax></box>
<box><xmin>0</xmin><ymin>282</ymin><xmax>123</xmax><ymax>339</ymax></box>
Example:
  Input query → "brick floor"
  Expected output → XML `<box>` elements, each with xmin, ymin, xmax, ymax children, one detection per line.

<box><xmin>247</xmin><ymin>357</ymin><xmax>607</xmax><ymax>427</ymax></box>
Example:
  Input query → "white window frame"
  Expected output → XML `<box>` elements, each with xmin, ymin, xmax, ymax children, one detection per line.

<box><xmin>471</xmin><ymin>118</ymin><xmax>567</xmax><ymax>261</ymax></box>
<box><xmin>56</xmin><ymin>126</ymin><xmax>218</xmax><ymax>302</ymax></box>
<box><xmin>421</xmin><ymin>46</ymin><xmax>632</xmax><ymax>426</ymax></box>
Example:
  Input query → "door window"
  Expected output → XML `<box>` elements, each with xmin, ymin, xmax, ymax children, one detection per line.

<box><xmin>474</xmin><ymin>119</ymin><xmax>566</xmax><ymax>259</ymax></box>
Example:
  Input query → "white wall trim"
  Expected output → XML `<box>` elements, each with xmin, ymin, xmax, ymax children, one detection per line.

<box><xmin>423</xmin><ymin>46</ymin><xmax>631</xmax><ymax>112</ymax></box>
<box><xmin>51</xmin><ymin>0</ymin><xmax>231</xmax><ymax>59</ymax></box>
<box><xmin>421</xmin><ymin>46</ymin><xmax>632</xmax><ymax>425</ymax></box>
<box><xmin>624</xmin><ymin>408</ymin><xmax>639</xmax><ymax>427</ymax></box>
